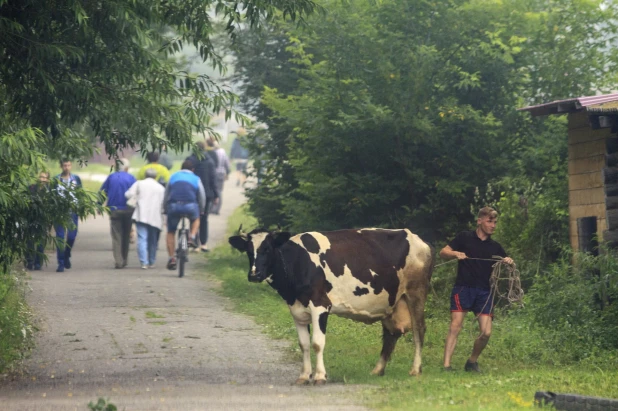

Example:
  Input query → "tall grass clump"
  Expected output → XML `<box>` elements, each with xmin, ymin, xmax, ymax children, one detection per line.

<box><xmin>0</xmin><ymin>270</ymin><xmax>33</xmax><ymax>373</ymax></box>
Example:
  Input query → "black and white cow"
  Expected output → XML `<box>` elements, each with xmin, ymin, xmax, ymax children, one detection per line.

<box><xmin>229</xmin><ymin>227</ymin><xmax>434</xmax><ymax>385</ymax></box>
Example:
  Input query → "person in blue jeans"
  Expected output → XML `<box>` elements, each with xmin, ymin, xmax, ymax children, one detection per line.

<box><xmin>125</xmin><ymin>168</ymin><xmax>165</xmax><ymax>269</ymax></box>
<box><xmin>55</xmin><ymin>160</ymin><xmax>82</xmax><ymax>272</ymax></box>
<box><xmin>163</xmin><ymin>159</ymin><xmax>206</xmax><ymax>270</ymax></box>
<box><xmin>440</xmin><ymin>207</ymin><xmax>514</xmax><ymax>373</ymax></box>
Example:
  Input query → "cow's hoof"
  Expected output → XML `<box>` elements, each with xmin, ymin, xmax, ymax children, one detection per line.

<box><xmin>370</xmin><ymin>368</ymin><xmax>385</xmax><ymax>376</ymax></box>
<box><xmin>313</xmin><ymin>379</ymin><xmax>327</xmax><ymax>386</ymax></box>
<box><xmin>409</xmin><ymin>369</ymin><xmax>422</xmax><ymax>376</ymax></box>
<box><xmin>294</xmin><ymin>378</ymin><xmax>311</xmax><ymax>386</ymax></box>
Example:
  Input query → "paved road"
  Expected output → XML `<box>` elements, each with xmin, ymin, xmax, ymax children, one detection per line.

<box><xmin>0</xmin><ymin>181</ymin><xmax>366</xmax><ymax>410</ymax></box>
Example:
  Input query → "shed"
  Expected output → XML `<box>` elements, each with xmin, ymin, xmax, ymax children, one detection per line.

<box><xmin>519</xmin><ymin>93</ymin><xmax>618</xmax><ymax>252</ymax></box>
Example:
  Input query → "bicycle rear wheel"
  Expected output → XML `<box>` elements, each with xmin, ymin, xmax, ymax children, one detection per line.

<box><xmin>178</xmin><ymin>229</ymin><xmax>188</xmax><ymax>278</ymax></box>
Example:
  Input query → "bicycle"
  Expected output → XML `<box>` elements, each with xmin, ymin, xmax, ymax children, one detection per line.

<box><xmin>176</xmin><ymin>214</ymin><xmax>191</xmax><ymax>278</ymax></box>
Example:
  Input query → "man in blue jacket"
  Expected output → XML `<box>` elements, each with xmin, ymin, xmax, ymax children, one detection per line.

<box><xmin>100</xmin><ymin>158</ymin><xmax>137</xmax><ymax>269</ymax></box>
<box><xmin>163</xmin><ymin>159</ymin><xmax>206</xmax><ymax>270</ymax></box>
<box><xmin>55</xmin><ymin>159</ymin><xmax>83</xmax><ymax>272</ymax></box>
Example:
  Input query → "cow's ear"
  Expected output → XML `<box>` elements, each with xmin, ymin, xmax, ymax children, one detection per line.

<box><xmin>273</xmin><ymin>232</ymin><xmax>292</xmax><ymax>248</ymax></box>
<box><xmin>229</xmin><ymin>236</ymin><xmax>248</xmax><ymax>252</ymax></box>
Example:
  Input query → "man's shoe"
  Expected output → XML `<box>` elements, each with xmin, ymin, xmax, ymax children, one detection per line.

<box><xmin>188</xmin><ymin>237</ymin><xmax>198</xmax><ymax>249</ymax></box>
<box><xmin>56</xmin><ymin>265</ymin><xmax>65</xmax><ymax>273</ymax></box>
<box><xmin>141</xmin><ymin>264</ymin><xmax>148</xmax><ymax>270</ymax></box>
<box><xmin>200</xmin><ymin>246</ymin><xmax>209</xmax><ymax>253</ymax></box>
<box><xmin>464</xmin><ymin>360</ymin><xmax>481</xmax><ymax>373</ymax></box>
<box><xmin>64</xmin><ymin>259</ymin><xmax>71</xmax><ymax>269</ymax></box>
<box><xmin>167</xmin><ymin>257</ymin><xmax>177</xmax><ymax>270</ymax></box>
<box><xmin>443</xmin><ymin>366</ymin><xmax>455</xmax><ymax>372</ymax></box>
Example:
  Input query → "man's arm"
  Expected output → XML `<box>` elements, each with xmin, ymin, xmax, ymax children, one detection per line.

<box><xmin>440</xmin><ymin>245</ymin><xmax>467</xmax><ymax>260</ymax></box>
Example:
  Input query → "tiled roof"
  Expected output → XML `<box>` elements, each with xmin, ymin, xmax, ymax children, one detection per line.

<box><xmin>519</xmin><ymin>93</ymin><xmax>618</xmax><ymax>116</ymax></box>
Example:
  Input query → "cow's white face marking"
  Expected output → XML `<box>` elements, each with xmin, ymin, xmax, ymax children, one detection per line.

<box><xmin>250</xmin><ymin>232</ymin><xmax>269</xmax><ymax>273</ymax></box>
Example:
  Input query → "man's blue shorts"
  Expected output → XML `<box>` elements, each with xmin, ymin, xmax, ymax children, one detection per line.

<box><xmin>167</xmin><ymin>202</ymin><xmax>199</xmax><ymax>232</ymax></box>
<box><xmin>450</xmin><ymin>286</ymin><xmax>494</xmax><ymax>316</ymax></box>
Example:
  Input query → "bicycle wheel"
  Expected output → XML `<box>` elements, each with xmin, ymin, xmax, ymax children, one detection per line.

<box><xmin>178</xmin><ymin>229</ymin><xmax>187</xmax><ymax>278</ymax></box>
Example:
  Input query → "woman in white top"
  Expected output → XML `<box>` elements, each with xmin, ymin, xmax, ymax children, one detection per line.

<box><xmin>125</xmin><ymin>168</ymin><xmax>165</xmax><ymax>269</ymax></box>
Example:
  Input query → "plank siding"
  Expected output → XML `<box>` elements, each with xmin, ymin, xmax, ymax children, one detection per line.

<box><xmin>568</xmin><ymin>155</ymin><xmax>605</xmax><ymax>175</ymax></box>
<box><xmin>569</xmin><ymin>188</ymin><xmax>605</xmax><ymax>206</ymax></box>
<box><xmin>568</xmin><ymin>111</ymin><xmax>590</xmax><ymax>129</ymax></box>
<box><xmin>568</xmin><ymin>172</ymin><xmax>603</xmax><ymax>190</ymax></box>
<box><xmin>568</xmin><ymin>127</ymin><xmax>612</xmax><ymax>145</ymax></box>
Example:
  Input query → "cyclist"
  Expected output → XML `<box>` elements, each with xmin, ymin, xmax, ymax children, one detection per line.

<box><xmin>163</xmin><ymin>159</ymin><xmax>206</xmax><ymax>270</ymax></box>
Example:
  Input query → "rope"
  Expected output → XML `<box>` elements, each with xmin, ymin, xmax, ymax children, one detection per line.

<box><xmin>435</xmin><ymin>257</ymin><xmax>525</xmax><ymax>312</ymax></box>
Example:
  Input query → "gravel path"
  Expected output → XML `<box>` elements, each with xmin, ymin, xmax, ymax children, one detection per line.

<box><xmin>0</xmin><ymin>181</ymin><xmax>367</xmax><ymax>410</ymax></box>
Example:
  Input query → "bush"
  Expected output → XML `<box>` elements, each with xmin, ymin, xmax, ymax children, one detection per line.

<box><xmin>0</xmin><ymin>270</ymin><xmax>33</xmax><ymax>373</ymax></box>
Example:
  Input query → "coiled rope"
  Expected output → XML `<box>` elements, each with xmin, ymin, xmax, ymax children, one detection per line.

<box><xmin>435</xmin><ymin>258</ymin><xmax>525</xmax><ymax>310</ymax></box>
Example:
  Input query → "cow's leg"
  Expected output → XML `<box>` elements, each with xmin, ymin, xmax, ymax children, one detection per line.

<box><xmin>371</xmin><ymin>323</ymin><xmax>401</xmax><ymax>376</ymax></box>
<box><xmin>294</xmin><ymin>320</ymin><xmax>312</xmax><ymax>385</ymax></box>
<box><xmin>310</xmin><ymin>305</ymin><xmax>330</xmax><ymax>385</ymax></box>
<box><xmin>407</xmin><ymin>294</ymin><xmax>427</xmax><ymax>376</ymax></box>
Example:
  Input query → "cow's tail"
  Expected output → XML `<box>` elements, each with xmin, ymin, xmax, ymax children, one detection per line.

<box><xmin>425</xmin><ymin>243</ymin><xmax>436</xmax><ymax>284</ymax></box>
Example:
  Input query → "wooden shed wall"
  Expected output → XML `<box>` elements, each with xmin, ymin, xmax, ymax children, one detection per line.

<box><xmin>567</xmin><ymin>112</ymin><xmax>611</xmax><ymax>250</ymax></box>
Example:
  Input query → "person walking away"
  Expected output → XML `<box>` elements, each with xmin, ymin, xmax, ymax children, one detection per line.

<box><xmin>229</xmin><ymin>134</ymin><xmax>249</xmax><ymax>187</ymax></box>
<box><xmin>440</xmin><ymin>207</ymin><xmax>514</xmax><ymax>373</ymax></box>
<box><xmin>99</xmin><ymin>158</ymin><xmax>136</xmax><ymax>269</ymax></box>
<box><xmin>158</xmin><ymin>145</ymin><xmax>174</xmax><ymax>170</ymax></box>
<box><xmin>163</xmin><ymin>160</ymin><xmax>206</xmax><ymax>270</ymax></box>
<box><xmin>186</xmin><ymin>141</ymin><xmax>219</xmax><ymax>253</ymax></box>
<box><xmin>26</xmin><ymin>171</ymin><xmax>51</xmax><ymax>270</ymax></box>
<box><xmin>136</xmin><ymin>152</ymin><xmax>171</xmax><ymax>186</ymax></box>
<box><xmin>125</xmin><ymin>168</ymin><xmax>165</xmax><ymax>269</ymax></box>
<box><xmin>54</xmin><ymin>159</ymin><xmax>82</xmax><ymax>272</ymax></box>
<box><xmin>206</xmin><ymin>138</ymin><xmax>229</xmax><ymax>215</ymax></box>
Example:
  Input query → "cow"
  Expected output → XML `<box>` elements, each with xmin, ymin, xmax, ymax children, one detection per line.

<box><xmin>228</xmin><ymin>227</ymin><xmax>434</xmax><ymax>385</ymax></box>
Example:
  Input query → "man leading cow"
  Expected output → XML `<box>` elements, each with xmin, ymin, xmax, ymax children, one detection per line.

<box><xmin>440</xmin><ymin>206</ymin><xmax>514</xmax><ymax>373</ymax></box>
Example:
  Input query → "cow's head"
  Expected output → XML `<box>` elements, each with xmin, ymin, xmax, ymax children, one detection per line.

<box><xmin>229</xmin><ymin>225</ymin><xmax>292</xmax><ymax>283</ymax></box>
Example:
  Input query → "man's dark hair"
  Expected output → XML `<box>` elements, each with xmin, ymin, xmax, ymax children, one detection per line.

<box><xmin>206</xmin><ymin>138</ymin><xmax>215</xmax><ymax>147</ymax></box>
<box><xmin>196</xmin><ymin>141</ymin><xmax>206</xmax><ymax>150</ymax></box>
<box><xmin>59</xmin><ymin>159</ymin><xmax>71</xmax><ymax>166</ymax></box>
<box><xmin>182</xmin><ymin>159</ymin><xmax>195</xmax><ymax>170</ymax></box>
<box><xmin>146</xmin><ymin>152</ymin><xmax>159</xmax><ymax>163</ymax></box>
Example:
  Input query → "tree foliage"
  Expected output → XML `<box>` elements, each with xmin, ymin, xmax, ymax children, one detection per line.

<box><xmin>0</xmin><ymin>0</ymin><xmax>318</xmax><ymax>271</ymax></box>
<box><xmin>233</xmin><ymin>0</ymin><xmax>618</xmax><ymax>245</ymax></box>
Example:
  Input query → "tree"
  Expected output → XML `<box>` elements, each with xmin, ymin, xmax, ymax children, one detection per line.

<box><xmin>232</xmin><ymin>0</ymin><xmax>618</xmax><ymax>246</ymax></box>
<box><xmin>0</xmin><ymin>0</ymin><xmax>319</xmax><ymax>272</ymax></box>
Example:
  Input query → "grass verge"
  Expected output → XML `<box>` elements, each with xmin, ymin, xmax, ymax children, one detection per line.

<box><xmin>0</xmin><ymin>270</ymin><xmax>34</xmax><ymax>374</ymax></box>
<box><xmin>200</xmin><ymin>205</ymin><xmax>618</xmax><ymax>410</ymax></box>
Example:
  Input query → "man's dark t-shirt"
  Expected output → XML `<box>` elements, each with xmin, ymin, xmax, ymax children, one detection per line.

<box><xmin>448</xmin><ymin>230</ymin><xmax>507</xmax><ymax>290</ymax></box>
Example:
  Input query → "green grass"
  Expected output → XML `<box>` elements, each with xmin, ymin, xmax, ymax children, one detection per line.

<box><xmin>145</xmin><ymin>311</ymin><xmax>165</xmax><ymax>319</ymax></box>
<box><xmin>0</xmin><ymin>271</ymin><xmax>34</xmax><ymax>373</ymax></box>
<box><xmin>198</xmin><ymin>205</ymin><xmax>618</xmax><ymax>410</ymax></box>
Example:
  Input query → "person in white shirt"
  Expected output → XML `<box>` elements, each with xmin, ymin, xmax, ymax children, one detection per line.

<box><xmin>125</xmin><ymin>168</ymin><xmax>165</xmax><ymax>269</ymax></box>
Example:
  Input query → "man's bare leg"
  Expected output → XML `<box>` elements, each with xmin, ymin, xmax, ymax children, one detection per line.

<box><xmin>469</xmin><ymin>315</ymin><xmax>492</xmax><ymax>363</ymax></box>
<box><xmin>166</xmin><ymin>232</ymin><xmax>175</xmax><ymax>257</ymax></box>
<box><xmin>190</xmin><ymin>219</ymin><xmax>200</xmax><ymax>239</ymax></box>
<box><xmin>443</xmin><ymin>311</ymin><xmax>465</xmax><ymax>368</ymax></box>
